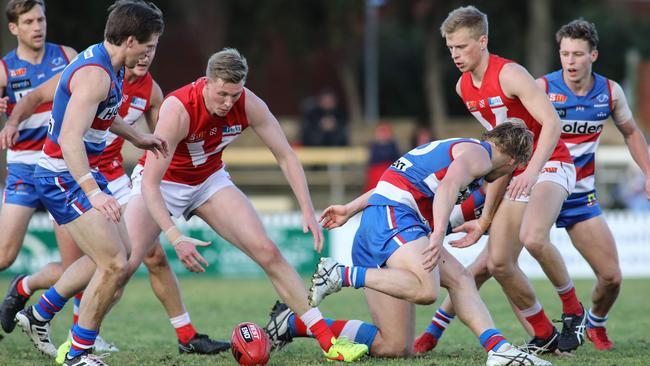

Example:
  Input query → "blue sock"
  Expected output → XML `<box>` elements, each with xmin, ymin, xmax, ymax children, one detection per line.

<box><xmin>587</xmin><ymin>308</ymin><xmax>608</xmax><ymax>328</ymax></box>
<box><xmin>339</xmin><ymin>266</ymin><xmax>366</xmax><ymax>289</ymax></box>
<box><xmin>479</xmin><ymin>329</ymin><xmax>508</xmax><ymax>353</ymax></box>
<box><xmin>68</xmin><ymin>324</ymin><xmax>98</xmax><ymax>358</ymax></box>
<box><xmin>425</xmin><ymin>308</ymin><xmax>454</xmax><ymax>339</ymax></box>
<box><xmin>33</xmin><ymin>287</ymin><xmax>68</xmax><ymax>322</ymax></box>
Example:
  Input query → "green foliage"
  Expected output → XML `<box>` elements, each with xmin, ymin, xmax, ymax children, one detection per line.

<box><xmin>1</xmin><ymin>277</ymin><xmax>649</xmax><ymax>365</ymax></box>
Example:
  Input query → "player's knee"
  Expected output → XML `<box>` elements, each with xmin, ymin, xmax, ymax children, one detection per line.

<box><xmin>100</xmin><ymin>255</ymin><xmax>128</xmax><ymax>281</ymax></box>
<box><xmin>412</xmin><ymin>286</ymin><xmax>437</xmax><ymax>305</ymax></box>
<box><xmin>487</xmin><ymin>258</ymin><xmax>514</xmax><ymax>279</ymax></box>
<box><xmin>370</xmin><ymin>337</ymin><xmax>410</xmax><ymax>357</ymax></box>
<box><xmin>0</xmin><ymin>256</ymin><xmax>15</xmax><ymax>271</ymax></box>
<box><xmin>598</xmin><ymin>268</ymin><xmax>622</xmax><ymax>289</ymax></box>
<box><xmin>253</xmin><ymin>241</ymin><xmax>283</xmax><ymax>269</ymax></box>
<box><xmin>519</xmin><ymin>229</ymin><xmax>548</xmax><ymax>255</ymax></box>
<box><xmin>143</xmin><ymin>248</ymin><xmax>168</xmax><ymax>270</ymax></box>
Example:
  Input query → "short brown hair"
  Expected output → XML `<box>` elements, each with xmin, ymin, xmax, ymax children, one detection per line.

<box><xmin>440</xmin><ymin>5</ymin><xmax>488</xmax><ymax>39</ymax></box>
<box><xmin>6</xmin><ymin>0</ymin><xmax>44</xmax><ymax>23</ymax></box>
<box><xmin>104</xmin><ymin>0</ymin><xmax>164</xmax><ymax>46</ymax></box>
<box><xmin>481</xmin><ymin>120</ymin><xmax>533</xmax><ymax>166</ymax></box>
<box><xmin>206</xmin><ymin>48</ymin><xmax>249</xmax><ymax>84</ymax></box>
<box><xmin>556</xmin><ymin>19</ymin><xmax>599</xmax><ymax>51</ymax></box>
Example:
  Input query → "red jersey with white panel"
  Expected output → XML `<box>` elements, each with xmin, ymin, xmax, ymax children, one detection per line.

<box><xmin>157</xmin><ymin>77</ymin><xmax>249</xmax><ymax>185</ymax></box>
<box><xmin>98</xmin><ymin>72</ymin><xmax>153</xmax><ymax>181</ymax></box>
<box><xmin>459</xmin><ymin>54</ymin><xmax>572</xmax><ymax>167</ymax></box>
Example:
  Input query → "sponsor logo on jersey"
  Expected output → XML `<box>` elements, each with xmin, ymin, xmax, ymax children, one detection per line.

<box><xmin>488</xmin><ymin>96</ymin><xmax>503</xmax><ymax>107</ymax></box>
<box><xmin>542</xmin><ymin>167</ymin><xmax>558</xmax><ymax>173</ymax></box>
<box><xmin>9</xmin><ymin>68</ymin><xmax>27</xmax><ymax>77</ymax></box>
<box><xmin>479</xmin><ymin>99</ymin><xmax>486</xmax><ymax>108</ymax></box>
<box><xmin>223</xmin><ymin>124</ymin><xmax>242</xmax><ymax>135</ymax></box>
<box><xmin>562</xmin><ymin>121</ymin><xmax>604</xmax><ymax>134</ymax></box>
<box><xmin>83</xmin><ymin>48</ymin><xmax>94</xmax><ymax>59</ymax></box>
<box><xmin>466</xmin><ymin>100</ymin><xmax>477</xmax><ymax>111</ymax></box>
<box><xmin>594</xmin><ymin>103</ymin><xmax>609</xmax><ymax>108</ymax></box>
<box><xmin>188</xmin><ymin>131</ymin><xmax>207</xmax><ymax>141</ymax></box>
<box><xmin>549</xmin><ymin>93</ymin><xmax>567</xmax><ymax>103</ymax></box>
<box><xmin>556</xmin><ymin>108</ymin><xmax>567</xmax><ymax>117</ymax></box>
<box><xmin>595</xmin><ymin>93</ymin><xmax>609</xmax><ymax>103</ymax></box>
<box><xmin>131</xmin><ymin>96</ymin><xmax>147</xmax><ymax>110</ymax></box>
<box><xmin>10</xmin><ymin>79</ymin><xmax>31</xmax><ymax>90</ymax></box>
<box><xmin>575</xmin><ymin>106</ymin><xmax>584</xmax><ymax>111</ymax></box>
<box><xmin>597</xmin><ymin>112</ymin><xmax>607</xmax><ymax>118</ymax></box>
<box><xmin>37</xmin><ymin>73</ymin><xmax>46</xmax><ymax>79</ymax></box>
<box><xmin>50</xmin><ymin>56</ymin><xmax>65</xmax><ymax>67</ymax></box>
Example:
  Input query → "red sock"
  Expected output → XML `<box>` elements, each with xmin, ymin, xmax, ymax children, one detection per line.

<box><xmin>558</xmin><ymin>287</ymin><xmax>583</xmax><ymax>316</ymax></box>
<box><xmin>525</xmin><ymin>309</ymin><xmax>554</xmax><ymax>339</ymax></box>
<box><xmin>309</xmin><ymin>319</ymin><xmax>335</xmax><ymax>352</ymax></box>
<box><xmin>175</xmin><ymin>323</ymin><xmax>197</xmax><ymax>344</ymax></box>
<box><xmin>293</xmin><ymin>316</ymin><xmax>348</xmax><ymax>338</ymax></box>
<box><xmin>73</xmin><ymin>293</ymin><xmax>83</xmax><ymax>325</ymax></box>
<box><xmin>16</xmin><ymin>278</ymin><xmax>30</xmax><ymax>299</ymax></box>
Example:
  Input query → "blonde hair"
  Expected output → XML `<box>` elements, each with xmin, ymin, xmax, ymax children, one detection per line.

<box><xmin>481</xmin><ymin>120</ymin><xmax>533</xmax><ymax>166</ymax></box>
<box><xmin>206</xmin><ymin>48</ymin><xmax>248</xmax><ymax>84</ymax></box>
<box><xmin>440</xmin><ymin>5</ymin><xmax>488</xmax><ymax>39</ymax></box>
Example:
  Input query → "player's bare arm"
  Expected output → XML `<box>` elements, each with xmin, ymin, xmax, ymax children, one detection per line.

<box><xmin>143</xmin><ymin>80</ymin><xmax>163</xmax><ymax>132</ymax></box>
<box><xmin>449</xmin><ymin>173</ymin><xmax>509</xmax><ymax>248</ymax></box>
<box><xmin>424</xmin><ymin>143</ymin><xmax>492</xmax><ymax>271</ymax></box>
<box><xmin>0</xmin><ymin>72</ymin><xmax>60</xmax><ymax>149</ymax></box>
<box><xmin>59</xmin><ymin>66</ymin><xmax>121</xmax><ymax>223</ymax></box>
<box><xmin>61</xmin><ymin>46</ymin><xmax>78</xmax><ymax>63</ymax></box>
<box><xmin>0</xmin><ymin>62</ymin><xmax>7</xmax><ymax>115</ymax></box>
<box><xmin>246</xmin><ymin>89</ymin><xmax>325</xmax><ymax>253</ymax></box>
<box><xmin>141</xmin><ymin>96</ymin><xmax>210</xmax><ymax>273</ymax></box>
<box><xmin>108</xmin><ymin>115</ymin><xmax>167</xmax><ymax>158</ymax></box>
<box><xmin>320</xmin><ymin>190</ymin><xmax>374</xmax><ymax>230</ymax></box>
<box><xmin>500</xmin><ymin>63</ymin><xmax>561</xmax><ymax>198</ymax></box>
<box><xmin>610</xmin><ymin>80</ymin><xmax>650</xmax><ymax>199</ymax></box>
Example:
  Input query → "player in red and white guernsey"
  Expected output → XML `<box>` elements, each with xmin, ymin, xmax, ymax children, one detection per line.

<box><xmin>0</xmin><ymin>43</ymin><xmax>230</xmax><ymax>357</ymax></box>
<box><xmin>414</xmin><ymin>6</ymin><xmax>586</xmax><ymax>356</ymax></box>
<box><xmin>537</xmin><ymin>20</ymin><xmax>650</xmax><ymax>351</ymax></box>
<box><xmin>137</xmin><ymin>48</ymin><xmax>367</xmax><ymax>362</ymax></box>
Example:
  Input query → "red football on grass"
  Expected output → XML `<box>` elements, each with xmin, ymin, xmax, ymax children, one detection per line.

<box><xmin>231</xmin><ymin>322</ymin><xmax>272</xmax><ymax>366</ymax></box>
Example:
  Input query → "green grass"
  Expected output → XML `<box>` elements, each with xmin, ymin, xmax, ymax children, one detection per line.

<box><xmin>1</xmin><ymin>276</ymin><xmax>649</xmax><ymax>365</ymax></box>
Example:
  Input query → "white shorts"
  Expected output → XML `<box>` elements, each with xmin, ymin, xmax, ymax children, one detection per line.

<box><xmin>131</xmin><ymin>164</ymin><xmax>234</xmax><ymax>220</ymax></box>
<box><xmin>509</xmin><ymin>161</ymin><xmax>576</xmax><ymax>203</ymax></box>
<box><xmin>107</xmin><ymin>174</ymin><xmax>132</xmax><ymax>206</ymax></box>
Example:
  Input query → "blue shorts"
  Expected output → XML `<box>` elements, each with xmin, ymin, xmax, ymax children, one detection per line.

<box><xmin>351</xmin><ymin>204</ymin><xmax>430</xmax><ymax>268</ymax></box>
<box><xmin>3</xmin><ymin>163</ymin><xmax>42</xmax><ymax>208</ymax></box>
<box><xmin>36</xmin><ymin>171</ymin><xmax>111</xmax><ymax>225</ymax></box>
<box><xmin>556</xmin><ymin>190</ymin><xmax>602</xmax><ymax>228</ymax></box>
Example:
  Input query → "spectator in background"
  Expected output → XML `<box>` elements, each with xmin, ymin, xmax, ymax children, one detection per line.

<box><xmin>363</xmin><ymin>122</ymin><xmax>400</xmax><ymax>192</ymax></box>
<box><xmin>301</xmin><ymin>88</ymin><xmax>348</xmax><ymax>146</ymax></box>
<box><xmin>410</xmin><ymin>124</ymin><xmax>434</xmax><ymax>149</ymax></box>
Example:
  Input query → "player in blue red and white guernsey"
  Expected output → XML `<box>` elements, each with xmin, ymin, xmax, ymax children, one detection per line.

<box><xmin>136</xmin><ymin>48</ymin><xmax>367</xmax><ymax>362</ymax></box>
<box><xmin>13</xmin><ymin>2</ymin><xmax>166</xmax><ymax>366</ymax></box>
<box><xmin>0</xmin><ymin>48</ymin><xmax>229</xmax><ymax>360</ymax></box>
<box><xmin>0</xmin><ymin>0</ymin><xmax>76</xmax><ymax>335</ymax></box>
<box><xmin>413</xmin><ymin>6</ymin><xmax>587</xmax><ymax>356</ymax></box>
<box><xmin>304</xmin><ymin>122</ymin><xmax>552</xmax><ymax>365</ymax></box>
<box><xmin>538</xmin><ymin>19</ymin><xmax>650</xmax><ymax>351</ymax></box>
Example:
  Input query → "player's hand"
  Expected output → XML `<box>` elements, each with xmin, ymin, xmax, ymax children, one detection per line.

<box><xmin>422</xmin><ymin>234</ymin><xmax>443</xmax><ymax>272</ymax></box>
<box><xmin>319</xmin><ymin>205</ymin><xmax>351</xmax><ymax>230</ymax></box>
<box><xmin>0</xmin><ymin>123</ymin><xmax>19</xmax><ymax>149</ymax></box>
<box><xmin>173</xmin><ymin>236</ymin><xmax>211</xmax><ymax>273</ymax></box>
<box><xmin>135</xmin><ymin>133</ymin><xmax>169</xmax><ymax>159</ymax></box>
<box><xmin>0</xmin><ymin>96</ymin><xmax>8</xmax><ymax>114</ymax></box>
<box><xmin>303</xmin><ymin>212</ymin><xmax>324</xmax><ymax>253</ymax></box>
<box><xmin>449</xmin><ymin>219</ymin><xmax>486</xmax><ymax>248</ymax></box>
<box><xmin>506</xmin><ymin>168</ymin><xmax>538</xmax><ymax>200</ymax></box>
<box><xmin>89</xmin><ymin>191</ymin><xmax>121</xmax><ymax>223</ymax></box>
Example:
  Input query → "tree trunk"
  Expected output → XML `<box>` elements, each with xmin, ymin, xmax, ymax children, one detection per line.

<box><xmin>526</xmin><ymin>0</ymin><xmax>552</xmax><ymax>78</ymax></box>
<box><xmin>337</xmin><ymin>56</ymin><xmax>364</xmax><ymax>128</ymax></box>
<box><xmin>424</xmin><ymin>28</ymin><xmax>447</xmax><ymax>139</ymax></box>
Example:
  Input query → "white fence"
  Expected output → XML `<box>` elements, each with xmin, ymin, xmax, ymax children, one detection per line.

<box><xmin>330</xmin><ymin>210</ymin><xmax>650</xmax><ymax>278</ymax></box>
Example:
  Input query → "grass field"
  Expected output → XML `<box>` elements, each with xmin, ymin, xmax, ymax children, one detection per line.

<box><xmin>0</xmin><ymin>276</ymin><xmax>649</xmax><ymax>366</ymax></box>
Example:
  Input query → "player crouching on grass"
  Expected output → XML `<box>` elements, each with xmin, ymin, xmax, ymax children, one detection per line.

<box><xmin>266</xmin><ymin>121</ymin><xmax>552</xmax><ymax>365</ymax></box>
